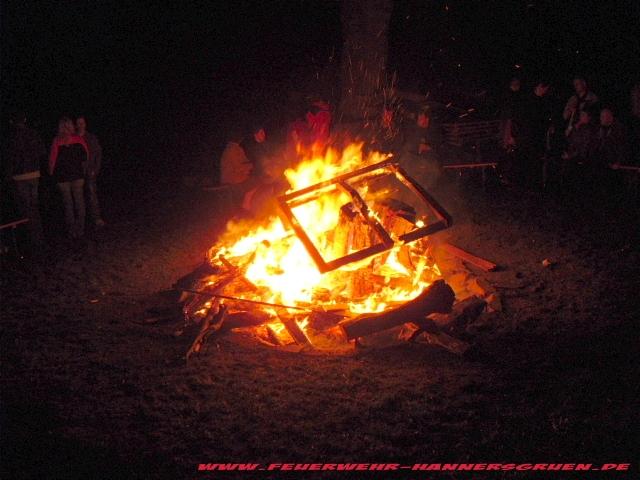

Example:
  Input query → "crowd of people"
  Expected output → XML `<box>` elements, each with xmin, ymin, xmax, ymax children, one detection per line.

<box><xmin>2</xmin><ymin>113</ymin><xmax>104</xmax><ymax>254</ymax></box>
<box><xmin>3</xmin><ymin>77</ymin><xmax>638</xmax><ymax>254</ymax></box>
<box><xmin>218</xmin><ymin>98</ymin><xmax>333</xmax><ymax>217</ymax></box>
<box><xmin>500</xmin><ymin>76</ymin><xmax>639</xmax><ymax>192</ymax></box>
<box><xmin>219</xmin><ymin>78</ymin><xmax>639</xmax><ymax>219</ymax></box>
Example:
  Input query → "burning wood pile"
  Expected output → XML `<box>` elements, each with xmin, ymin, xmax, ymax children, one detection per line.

<box><xmin>172</xmin><ymin>144</ymin><xmax>497</xmax><ymax>359</ymax></box>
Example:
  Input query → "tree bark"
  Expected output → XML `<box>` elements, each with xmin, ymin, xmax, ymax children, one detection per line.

<box><xmin>339</xmin><ymin>0</ymin><xmax>393</xmax><ymax>121</ymax></box>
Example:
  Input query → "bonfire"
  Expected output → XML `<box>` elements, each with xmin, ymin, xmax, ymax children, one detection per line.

<box><xmin>176</xmin><ymin>143</ymin><xmax>497</xmax><ymax>358</ymax></box>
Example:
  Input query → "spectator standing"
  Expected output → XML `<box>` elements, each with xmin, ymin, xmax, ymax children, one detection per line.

<box><xmin>4</xmin><ymin>112</ymin><xmax>46</xmax><ymax>246</ymax></box>
<box><xmin>286</xmin><ymin>99</ymin><xmax>333</xmax><ymax>160</ymax></box>
<box><xmin>630</xmin><ymin>83</ymin><xmax>640</xmax><ymax>164</ymax></box>
<box><xmin>49</xmin><ymin>117</ymin><xmax>89</xmax><ymax>239</ymax></box>
<box><xmin>369</xmin><ymin>104</ymin><xmax>404</xmax><ymax>154</ymax></box>
<box><xmin>503</xmin><ymin>81</ymin><xmax>551</xmax><ymax>187</ymax></box>
<box><xmin>563</xmin><ymin>77</ymin><xmax>598</xmax><ymax>137</ymax></box>
<box><xmin>527</xmin><ymin>82</ymin><xmax>554</xmax><ymax>155</ymax></box>
<box><xmin>500</xmin><ymin>77</ymin><xmax>526</xmax><ymax>149</ymax></box>
<box><xmin>562</xmin><ymin>109</ymin><xmax>598</xmax><ymax>164</ymax></box>
<box><xmin>404</xmin><ymin>108</ymin><xmax>443</xmax><ymax>158</ymax></box>
<box><xmin>597</xmin><ymin>108</ymin><xmax>630</xmax><ymax>168</ymax></box>
<box><xmin>76</xmin><ymin>116</ymin><xmax>105</xmax><ymax>227</ymax></box>
<box><xmin>400</xmin><ymin>108</ymin><xmax>443</xmax><ymax>187</ymax></box>
<box><xmin>305</xmin><ymin>99</ymin><xmax>332</xmax><ymax>149</ymax></box>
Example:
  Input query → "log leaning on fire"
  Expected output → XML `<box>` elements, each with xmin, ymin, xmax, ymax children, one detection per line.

<box><xmin>339</xmin><ymin>280</ymin><xmax>455</xmax><ymax>340</ymax></box>
<box><xmin>186</xmin><ymin>303</ymin><xmax>228</xmax><ymax>361</ymax></box>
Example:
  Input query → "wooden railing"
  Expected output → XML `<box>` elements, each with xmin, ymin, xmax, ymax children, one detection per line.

<box><xmin>441</xmin><ymin>120</ymin><xmax>501</xmax><ymax>148</ymax></box>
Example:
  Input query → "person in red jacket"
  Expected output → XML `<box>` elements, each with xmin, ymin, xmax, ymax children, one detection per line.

<box><xmin>49</xmin><ymin>117</ymin><xmax>89</xmax><ymax>239</ymax></box>
<box><xmin>286</xmin><ymin>99</ymin><xmax>332</xmax><ymax>162</ymax></box>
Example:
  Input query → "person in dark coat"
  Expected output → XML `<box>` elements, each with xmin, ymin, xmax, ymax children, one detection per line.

<box><xmin>400</xmin><ymin>108</ymin><xmax>443</xmax><ymax>188</ymax></box>
<box><xmin>597</xmin><ymin>108</ymin><xmax>630</xmax><ymax>168</ymax></box>
<box><xmin>563</xmin><ymin>77</ymin><xmax>599</xmax><ymax>137</ymax></box>
<box><xmin>76</xmin><ymin>116</ymin><xmax>105</xmax><ymax>227</ymax></box>
<box><xmin>504</xmin><ymin>81</ymin><xmax>553</xmax><ymax>188</ymax></box>
<box><xmin>630</xmin><ymin>83</ymin><xmax>640</xmax><ymax>164</ymax></box>
<box><xmin>4</xmin><ymin>111</ymin><xmax>46</xmax><ymax>246</ymax></box>
<box><xmin>557</xmin><ymin>108</ymin><xmax>598</xmax><ymax>194</ymax></box>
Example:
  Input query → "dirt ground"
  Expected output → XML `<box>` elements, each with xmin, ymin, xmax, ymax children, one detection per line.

<box><xmin>2</xmin><ymin>175</ymin><xmax>639</xmax><ymax>480</ymax></box>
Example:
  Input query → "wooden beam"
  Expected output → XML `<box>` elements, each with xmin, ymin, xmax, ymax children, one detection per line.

<box><xmin>390</xmin><ymin>164</ymin><xmax>453</xmax><ymax>227</ymax></box>
<box><xmin>277</xmin><ymin>161</ymin><xmax>453</xmax><ymax>273</ymax></box>
<box><xmin>0</xmin><ymin>218</ymin><xmax>29</xmax><ymax>230</ymax></box>
<box><xmin>278</xmin><ymin>159</ymin><xmax>395</xmax><ymax>203</ymax></box>
<box><xmin>281</xmin><ymin>317</ymin><xmax>311</xmax><ymax>346</ymax></box>
<box><xmin>440</xmin><ymin>243</ymin><xmax>498</xmax><ymax>272</ymax></box>
<box><xmin>443</xmin><ymin>163</ymin><xmax>497</xmax><ymax>169</ymax></box>
<box><xmin>337</xmin><ymin>180</ymin><xmax>394</xmax><ymax>248</ymax></box>
<box><xmin>610</xmin><ymin>165</ymin><xmax>640</xmax><ymax>172</ymax></box>
<box><xmin>186</xmin><ymin>303</ymin><xmax>228</xmax><ymax>360</ymax></box>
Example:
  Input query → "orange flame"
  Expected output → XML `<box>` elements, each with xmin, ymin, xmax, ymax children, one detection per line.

<box><xmin>208</xmin><ymin>142</ymin><xmax>441</xmax><ymax>344</ymax></box>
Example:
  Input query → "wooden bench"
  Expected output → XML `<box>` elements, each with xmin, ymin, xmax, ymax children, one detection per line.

<box><xmin>610</xmin><ymin>164</ymin><xmax>640</xmax><ymax>197</ymax></box>
<box><xmin>442</xmin><ymin>120</ymin><xmax>501</xmax><ymax>148</ymax></box>
<box><xmin>0</xmin><ymin>218</ymin><xmax>29</xmax><ymax>256</ymax></box>
<box><xmin>441</xmin><ymin>120</ymin><xmax>501</xmax><ymax>184</ymax></box>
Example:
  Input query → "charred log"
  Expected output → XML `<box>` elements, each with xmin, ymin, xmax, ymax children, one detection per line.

<box><xmin>422</xmin><ymin>295</ymin><xmax>487</xmax><ymax>333</ymax></box>
<box><xmin>339</xmin><ymin>279</ymin><xmax>455</xmax><ymax>340</ymax></box>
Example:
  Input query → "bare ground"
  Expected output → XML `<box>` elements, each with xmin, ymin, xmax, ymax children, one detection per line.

<box><xmin>2</xmin><ymin>177</ymin><xmax>639</xmax><ymax>479</ymax></box>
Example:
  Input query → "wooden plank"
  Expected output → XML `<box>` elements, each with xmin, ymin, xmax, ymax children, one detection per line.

<box><xmin>610</xmin><ymin>165</ymin><xmax>640</xmax><ymax>172</ymax></box>
<box><xmin>398</xmin><ymin>220</ymin><xmax>449</xmax><ymax>244</ymax></box>
<box><xmin>322</xmin><ymin>243</ymin><xmax>390</xmax><ymax>272</ymax></box>
<box><xmin>443</xmin><ymin>127</ymin><xmax>499</xmax><ymax>134</ymax></box>
<box><xmin>443</xmin><ymin>127</ymin><xmax>500</xmax><ymax>135</ymax></box>
<box><xmin>277</xmin><ymin>161</ymin><xmax>453</xmax><ymax>274</ymax></box>
<box><xmin>279</xmin><ymin>159</ymin><xmax>395</xmax><ymax>202</ymax></box>
<box><xmin>443</xmin><ymin>162</ymin><xmax>498</xmax><ymax>169</ymax></box>
<box><xmin>440</xmin><ymin>243</ymin><xmax>498</xmax><ymax>272</ymax></box>
<box><xmin>202</xmin><ymin>184</ymin><xmax>232</xmax><ymax>192</ymax></box>
<box><xmin>0</xmin><ymin>218</ymin><xmax>29</xmax><ymax>230</ymax></box>
<box><xmin>447</xmin><ymin>133</ymin><xmax>500</xmax><ymax>140</ymax></box>
<box><xmin>281</xmin><ymin>317</ymin><xmax>311</xmax><ymax>345</ymax></box>
<box><xmin>390</xmin><ymin>164</ymin><xmax>453</xmax><ymax>227</ymax></box>
<box><xmin>186</xmin><ymin>303</ymin><xmax>227</xmax><ymax>360</ymax></box>
<box><xmin>337</xmin><ymin>180</ymin><xmax>394</xmax><ymax>248</ymax></box>
<box><xmin>275</xmin><ymin>199</ymin><xmax>331</xmax><ymax>272</ymax></box>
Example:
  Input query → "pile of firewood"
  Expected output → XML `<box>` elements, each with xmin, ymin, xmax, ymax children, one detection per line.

<box><xmin>153</xmin><ymin>161</ymin><xmax>502</xmax><ymax>359</ymax></box>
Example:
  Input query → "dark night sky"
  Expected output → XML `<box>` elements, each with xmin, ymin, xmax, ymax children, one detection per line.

<box><xmin>3</xmin><ymin>0</ymin><xmax>639</xmax><ymax>176</ymax></box>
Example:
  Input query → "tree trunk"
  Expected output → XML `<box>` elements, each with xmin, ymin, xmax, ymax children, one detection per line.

<box><xmin>339</xmin><ymin>0</ymin><xmax>393</xmax><ymax>122</ymax></box>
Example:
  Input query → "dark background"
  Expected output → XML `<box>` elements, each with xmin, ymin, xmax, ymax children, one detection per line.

<box><xmin>3</xmin><ymin>0</ymin><xmax>639</xmax><ymax>186</ymax></box>
<box><xmin>2</xmin><ymin>3</ymin><xmax>639</xmax><ymax>477</ymax></box>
